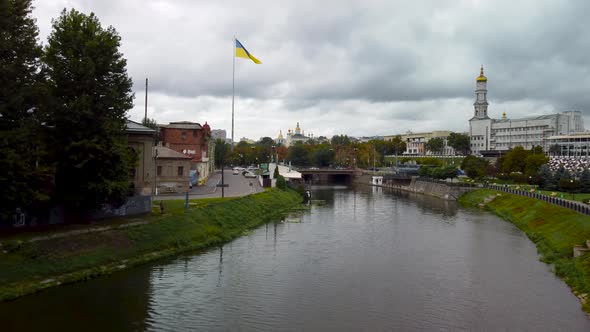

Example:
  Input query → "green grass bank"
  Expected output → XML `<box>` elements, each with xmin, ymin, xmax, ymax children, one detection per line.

<box><xmin>459</xmin><ymin>189</ymin><xmax>590</xmax><ymax>313</ymax></box>
<box><xmin>0</xmin><ymin>189</ymin><xmax>302</xmax><ymax>302</ymax></box>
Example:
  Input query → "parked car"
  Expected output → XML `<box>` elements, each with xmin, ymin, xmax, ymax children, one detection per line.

<box><xmin>244</xmin><ymin>171</ymin><xmax>257</xmax><ymax>178</ymax></box>
<box><xmin>232</xmin><ymin>169</ymin><xmax>240</xmax><ymax>175</ymax></box>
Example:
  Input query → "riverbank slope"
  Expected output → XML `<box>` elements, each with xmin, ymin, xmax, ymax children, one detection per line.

<box><xmin>0</xmin><ymin>189</ymin><xmax>301</xmax><ymax>302</ymax></box>
<box><xmin>460</xmin><ymin>189</ymin><xmax>590</xmax><ymax>313</ymax></box>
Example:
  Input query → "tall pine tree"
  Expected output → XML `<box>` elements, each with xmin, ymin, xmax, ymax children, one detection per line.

<box><xmin>44</xmin><ymin>9</ymin><xmax>136</xmax><ymax>218</ymax></box>
<box><xmin>0</xmin><ymin>0</ymin><xmax>48</xmax><ymax>222</ymax></box>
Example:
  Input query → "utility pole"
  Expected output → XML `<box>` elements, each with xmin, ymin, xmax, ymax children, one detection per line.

<box><xmin>144</xmin><ymin>78</ymin><xmax>148</xmax><ymax>122</ymax></box>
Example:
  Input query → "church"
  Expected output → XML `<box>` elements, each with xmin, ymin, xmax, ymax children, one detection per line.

<box><xmin>276</xmin><ymin>122</ymin><xmax>311</xmax><ymax>147</ymax></box>
<box><xmin>469</xmin><ymin>66</ymin><xmax>584</xmax><ymax>155</ymax></box>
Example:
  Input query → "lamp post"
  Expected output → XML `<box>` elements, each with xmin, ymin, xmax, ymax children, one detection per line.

<box><xmin>153</xmin><ymin>148</ymin><xmax>158</xmax><ymax>196</ymax></box>
<box><xmin>571</xmin><ymin>179</ymin><xmax>575</xmax><ymax>201</ymax></box>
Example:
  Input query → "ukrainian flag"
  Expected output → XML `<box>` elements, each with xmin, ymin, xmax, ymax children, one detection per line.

<box><xmin>235</xmin><ymin>39</ymin><xmax>262</xmax><ymax>64</ymax></box>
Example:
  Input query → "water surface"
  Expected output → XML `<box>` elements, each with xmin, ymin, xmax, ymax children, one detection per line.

<box><xmin>1</xmin><ymin>186</ymin><xmax>588</xmax><ymax>331</ymax></box>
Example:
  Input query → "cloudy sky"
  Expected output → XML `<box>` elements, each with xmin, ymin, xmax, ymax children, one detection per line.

<box><xmin>32</xmin><ymin>0</ymin><xmax>590</xmax><ymax>141</ymax></box>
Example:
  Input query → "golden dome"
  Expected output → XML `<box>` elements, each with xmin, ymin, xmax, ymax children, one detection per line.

<box><xmin>476</xmin><ymin>65</ymin><xmax>487</xmax><ymax>82</ymax></box>
<box><xmin>278</xmin><ymin>130</ymin><xmax>283</xmax><ymax>139</ymax></box>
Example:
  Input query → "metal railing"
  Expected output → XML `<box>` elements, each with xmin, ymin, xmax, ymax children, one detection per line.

<box><xmin>485</xmin><ymin>184</ymin><xmax>590</xmax><ymax>216</ymax></box>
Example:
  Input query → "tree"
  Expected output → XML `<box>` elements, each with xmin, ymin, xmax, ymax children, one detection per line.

<box><xmin>286</xmin><ymin>142</ymin><xmax>309</xmax><ymax>166</ymax></box>
<box><xmin>388</xmin><ymin>135</ymin><xmax>406</xmax><ymax>155</ymax></box>
<box><xmin>141</xmin><ymin>117</ymin><xmax>158</xmax><ymax>130</ymax></box>
<box><xmin>537</xmin><ymin>164</ymin><xmax>553</xmax><ymax>189</ymax></box>
<box><xmin>331</xmin><ymin>134</ymin><xmax>351</xmax><ymax>146</ymax></box>
<box><xmin>44</xmin><ymin>9</ymin><xmax>136</xmax><ymax>217</ymax></box>
<box><xmin>549</xmin><ymin>144</ymin><xmax>560</xmax><ymax>156</ymax></box>
<box><xmin>424</xmin><ymin>137</ymin><xmax>444</xmax><ymax>155</ymax></box>
<box><xmin>214</xmin><ymin>139</ymin><xmax>230</xmax><ymax>168</ymax></box>
<box><xmin>258</xmin><ymin>136</ymin><xmax>275</xmax><ymax>147</ymax></box>
<box><xmin>580</xmin><ymin>169</ymin><xmax>590</xmax><ymax>193</ymax></box>
<box><xmin>500</xmin><ymin>146</ymin><xmax>528</xmax><ymax>174</ymax></box>
<box><xmin>461</xmin><ymin>155</ymin><xmax>489</xmax><ymax>179</ymax></box>
<box><xmin>524</xmin><ymin>153</ymin><xmax>548</xmax><ymax>177</ymax></box>
<box><xmin>0</xmin><ymin>0</ymin><xmax>49</xmax><ymax>221</ymax></box>
<box><xmin>311</xmin><ymin>146</ymin><xmax>334</xmax><ymax>167</ymax></box>
<box><xmin>447</xmin><ymin>132</ymin><xmax>470</xmax><ymax>155</ymax></box>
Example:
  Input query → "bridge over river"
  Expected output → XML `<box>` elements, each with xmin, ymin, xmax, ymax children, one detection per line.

<box><xmin>297</xmin><ymin>167</ymin><xmax>361</xmax><ymax>183</ymax></box>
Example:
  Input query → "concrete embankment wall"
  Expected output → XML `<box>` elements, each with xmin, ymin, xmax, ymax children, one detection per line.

<box><xmin>354</xmin><ymin>174</ymin><xmax>474</xmax><ymax>201</ymax></box>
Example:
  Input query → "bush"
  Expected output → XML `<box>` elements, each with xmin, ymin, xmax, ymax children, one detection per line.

<box><xmin>276</xmin><ymin>175</ymin><xmax>287</xmax><ymax>189</ymax></box>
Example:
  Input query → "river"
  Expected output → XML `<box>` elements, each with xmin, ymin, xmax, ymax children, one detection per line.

<box><xmin>1</xmin><ymin>185</ymin><xmax>589</xmax><ymax>331</ymax></box>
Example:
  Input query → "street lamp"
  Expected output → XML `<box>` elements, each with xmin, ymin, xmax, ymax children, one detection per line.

<box><xmin>571</xmin><ymin>179</ymin><xmax>575</xmax><ymax>200</ymax></box>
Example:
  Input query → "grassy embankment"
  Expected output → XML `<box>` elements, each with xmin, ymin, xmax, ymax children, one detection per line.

<box><xmin>0</xmin><ymin>189</ymin><xmax>301</xmax><ymax>301</ymax></box>
<box><xmin>460</xmin><ymin>189</ymin><xmax>590</xmax><ymax>313</ymax></box>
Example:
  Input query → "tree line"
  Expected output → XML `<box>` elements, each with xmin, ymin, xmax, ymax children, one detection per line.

<box><xmin>1</xmin><ymin>1</ymin><xmax>135</xmax><ymax>223</ymax></box>
<box><xmin>214</xmin><ymin>132</ymin><xmax>471</xmax><ymax>170</ymax></box>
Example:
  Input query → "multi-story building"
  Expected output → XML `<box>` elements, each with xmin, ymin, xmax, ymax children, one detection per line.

<box><xmin>159</xmin><ymin>121</ymin><xmax>213</xmax><ymax>183</ymax></box>
<box><xmin>546</xmin><ymin>132</ymin><xmax>590</xmax><ymax>157</ymax></box>
<box><xmin>384</xmin><ymin>131</ymin><xmax>456</xmax><ymax>156</ymax></box>
<box><xmin>469</xmin><ymin>66</ymin><xmax>584</xmax><ymax>154</ymax></box>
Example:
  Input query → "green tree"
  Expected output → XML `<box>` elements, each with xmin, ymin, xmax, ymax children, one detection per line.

<box><xmin>524</xmin><ymin>153</ymin><xmax>548</xmax><ymax>177</ymax></box>
<box><xmin>0</xmin><ymin>0</ymin><xmax>49</xmax><ymax>221</ymax></box>
<box><xmin>447</xmin><ymin>132</ymin><xmax>470</xmax><ymax>155</ymax></box>
<box><xmin>537</xmin><ymin>164</ymin><xmax>553</xmax><ymax>189</ymax></box>
<box><xmin>286</xmin><ymin>142</ymin><xmax>309</xmax><ymax>166</ymax></box>
<box><xmin>311</xmin><ymin>146</ymin><xmax>334</xmax><ymax>167</ymax></box>
<box><xmin>44</xmin><ymin>9</ymin><xmax>136</xmax><ymax>216</ymax></box>
<box><xmin>580</xmin><ymin>168</ymin><xmax>590</xmax><ymax>193</ymax></box>
<box><xmin>461</xmin><ymin>155</ymin><xmax>489</xmax><ymax>179</ymax></box>
<box><xmin>500</xmin><ymin>146</ymin><xmax>528</xmax><ymax>173</ymax></box>
<box><xmin>214</xmin><ymin>139</ymin><xmax>230</xmax><ymax>168</ymax></box>
<box><xmin>258</xmin><ymin>136</ymin><xmax>275</xmax><ymax>147</ymax></box>
<box><xmin>432</xmin><ymin>166</ymin><xmax>458</xmax><ymax>179</ymax></box>
<box><xmin>141</xmin><ymin>117</ymin><xmax>158</xmax><ymax>130</ymax></box>
<box><xmin>424</xmin><ymin>137</ymin><xmax>444</xmax><ymax>155</ymax></box>
<box><xmin>331</xmin><ymin>134</ymin><xmax>351</xmax><ymax>146</ymax></box>
<box><xmin>388</xmin><ymin>135</ymin><xmax>406</xmax><ymax>155</ymax></box>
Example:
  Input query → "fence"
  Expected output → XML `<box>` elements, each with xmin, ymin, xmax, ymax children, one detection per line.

<box><xmin>486</xmin><ymin>184</ymin><xmax>590</xmax><ymax>216</ymax></box>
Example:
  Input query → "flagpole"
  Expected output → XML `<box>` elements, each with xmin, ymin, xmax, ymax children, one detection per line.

<box><xmin>231</xmin><ymin>36</ymin><xmax>236</xmax><ymax>149</ymax></box>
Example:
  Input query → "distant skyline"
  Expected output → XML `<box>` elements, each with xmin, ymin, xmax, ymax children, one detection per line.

<box><xmin>33</xmin><ymin>1</ymin><xmax>590</xmax><ymax>140</ymax></box>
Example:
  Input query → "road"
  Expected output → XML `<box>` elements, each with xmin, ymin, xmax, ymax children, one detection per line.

<box><xmin>157</xmin><ymin>169</ymin><xmax>263</xmax><ymax>200</ymax></box>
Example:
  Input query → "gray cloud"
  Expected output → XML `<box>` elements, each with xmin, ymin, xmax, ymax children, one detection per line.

<box><xmin>32</xmin><ymin>0</ymin><xmax>590</xmax><ymax>140</ymax></box>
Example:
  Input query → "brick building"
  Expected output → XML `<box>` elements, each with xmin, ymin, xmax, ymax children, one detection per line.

<box><xmin>159</xmin><ymin>121</ymin><xmax>214</xmax><ymax>183</ymax></box>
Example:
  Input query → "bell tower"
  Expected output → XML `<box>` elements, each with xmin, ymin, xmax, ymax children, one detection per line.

<box><xmin>473</xmin><ymin>65</ymin><xmax>489</xmax><ymax>119</ymax></box>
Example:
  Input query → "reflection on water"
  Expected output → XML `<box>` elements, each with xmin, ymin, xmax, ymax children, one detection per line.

<box><xmin>0</xmin><ymin>185</ymin><xmax>589</xmax><ymax>331</ymax></box>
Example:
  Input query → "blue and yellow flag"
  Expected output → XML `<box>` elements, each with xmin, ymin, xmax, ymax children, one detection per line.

<box><xmin>235</xmin><ymin>39</ymin><xmax>261</xmax><ymax>64</ymax></box>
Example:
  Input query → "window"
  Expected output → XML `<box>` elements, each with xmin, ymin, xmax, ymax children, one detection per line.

<box><xmin>178</xmin><ymin>166</ymin><xmax>184</xmax><ymax>176</ymax></box>
<box><xmin>157</xmin><ymin>166</ymin><xmax>162</xmax><ymax>176</ymax></box>
<box><xmin>193</xmin><ymin>130</ymin><xmax>198</xmax><ymax>137</ymax></box>
<box><xmin>181</xmin><ymin>131</ymin><xmax>187</xmax><ymax>141</ymax></box>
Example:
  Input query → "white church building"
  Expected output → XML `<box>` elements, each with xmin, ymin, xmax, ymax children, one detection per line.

<box><xmin>469</xmin><ymin>66</ymin><xmax>584</xmax><ymax>155</ymax></box>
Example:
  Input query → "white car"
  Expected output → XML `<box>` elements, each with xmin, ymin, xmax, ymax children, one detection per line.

<box><xmin>244</xmin><ymin>171</ymin><xmax>257</xmax><ymax>178</ymax></box>
<box><xmin>232</xmin><ymin>169</ymin><xmax>239</xmax><ymax>175</ymax></box>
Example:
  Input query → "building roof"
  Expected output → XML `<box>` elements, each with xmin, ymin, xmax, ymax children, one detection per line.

<box><xmin>493</xmin><ymin>114</ymin><xmax>558</xmax><ymax>123</ymax></box>
<box><xmin>277</xmin><ymin>164</ymin><xmax>302</xmax><ymax>179</ymax></box>
<box><xmin>155</xmin><ymin>146</ymin><xmax>192</xmax><ymax>159</ymax></box>
<box><xmin>159</xmin><ymin>121</ymin><xmax>202</xmax><ymax>130</ymax></box>
<box><xmin>125</xmin><ymin>120</ymin><xmax>156</xmax><ymax>134</ymax></box>
<box><xmin>547</xmin><ymin>132</ymin><xmax>590</xmax><ymax>140</ymax></box>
